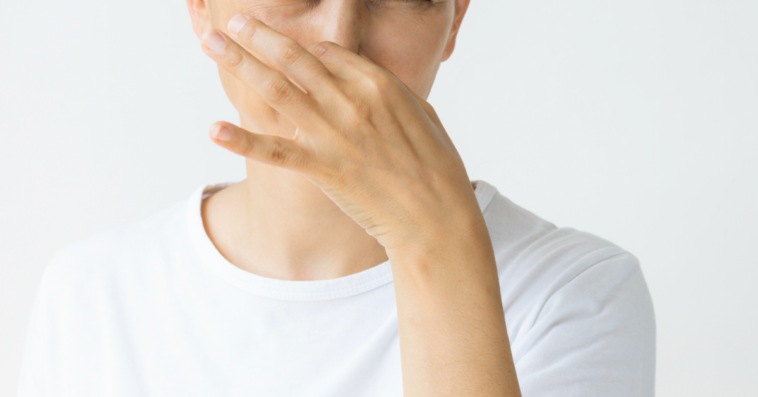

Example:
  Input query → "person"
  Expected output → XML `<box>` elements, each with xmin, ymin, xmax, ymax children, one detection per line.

<box><xmin>17</xmin><ymin>0</ymin><xmax>656</xmax><ymax>396</ymax></box>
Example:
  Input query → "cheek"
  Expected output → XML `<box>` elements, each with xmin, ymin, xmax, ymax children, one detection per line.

<box><xmin>218</xmin><ymin>68</ymin><xmax>248</xmax><ymax>113</ymax></box>
<box><xmin>364</xmin><ymin>15</ymin><xmax>451</xmax><ymax>97</ymax></box>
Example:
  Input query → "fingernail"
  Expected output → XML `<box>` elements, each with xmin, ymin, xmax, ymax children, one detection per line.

<box><xmin>228</xmin><ymin>15</ymin><xmax>249</xmax><ymax>35</ymax></box>
<box><xmin>202</xmin><ymin>31</ymin><xmax>226</xmax><ymax>53</ymax></box>
<box><xmin>211</xmin><ymin>125</ymin><xmax>232</xmax><ymax>142</ymax></box>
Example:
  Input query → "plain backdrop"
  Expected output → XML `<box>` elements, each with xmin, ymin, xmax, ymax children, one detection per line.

<box><xmin>1</xmin><ymin>0</ymin><xmax>756</xmax><ymax>395</ymax></box>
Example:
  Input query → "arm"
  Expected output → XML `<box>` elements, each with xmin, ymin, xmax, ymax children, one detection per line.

<box><xmin>199</xmin><ymin>14</ymin><xmax>520</xmax><ymax>396</ymax></box>
<box><xmin>387</xmin><ymin>213</ymin><xmax>520</xmax><ymax>396</ymax></box>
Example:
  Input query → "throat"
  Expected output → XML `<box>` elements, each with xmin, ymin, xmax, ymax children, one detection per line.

<box><xmin>201</xmin><ymin>177</ymin><xmax>389</xmax><ymax>281</ymax></box>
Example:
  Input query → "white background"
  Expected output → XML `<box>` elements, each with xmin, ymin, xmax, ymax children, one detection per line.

<box><xmin>1</xmin><ymin>0</ymin><xmax>756</xmax><ymax>395</ymax></box>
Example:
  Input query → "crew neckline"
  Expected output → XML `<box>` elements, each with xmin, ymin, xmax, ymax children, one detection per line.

<box><xmin>186</xmin><ymin>179</ymin><xmax>498</xmax><ymax>301</ymax></box>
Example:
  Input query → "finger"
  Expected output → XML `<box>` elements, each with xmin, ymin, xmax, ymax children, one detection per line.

<box><xmin>209</xmin><ymin>121</ymin><xmax>315</xmax><ymax>173</ymax></box>
<box><xmin>315</xmin><ymin>42</ymin><xmax>439</xmax><ymax>123</ymax></box>
<box><xmin>355</xmin><ymin>46</ymin><xmax>443</xmax><ymax>126</ymax></box>
<box><xmin>309</xmin><ymin>41</ymin><xmax>443</xmax><ymax>146</ymax></box>
<box><xmin>312</xmin><ymin>42</ymin><xmax>416</xmax><ymax>107</ymax></box>
<box><xmin>201</xmin><ymin>30</ymin><xmax>322</xmax><ymax>129</ymax></box>
<box><xmin>226</xmin><ymin>14</ymin><xmax>337</xmax><ymax>99</ymax></box>
<box><xmin>307</xmin><ymin>41</ymin><xmax>374</xmax><ymax>80</ymax></box>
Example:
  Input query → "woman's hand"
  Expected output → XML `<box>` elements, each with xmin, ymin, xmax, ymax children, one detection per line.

<box><xmin>200</xmin><ymin>13</ymin><xmax>482</xmax><ymax>253</ymax></box>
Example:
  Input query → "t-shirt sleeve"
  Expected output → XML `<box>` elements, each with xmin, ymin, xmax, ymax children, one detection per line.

<box><xmin>16</xmin><ymin>249</ymin><xmax>75</xmax><ymax>397</ymax></box>
<box><xmin>16</xmin><ymin>264</ymin><xmax>53</xmax><ymax>397</ymax></box>
<box><xmin>513</xmin><ymin>252</ymin><xmax>656</xmax><ymax>397</ymax></box>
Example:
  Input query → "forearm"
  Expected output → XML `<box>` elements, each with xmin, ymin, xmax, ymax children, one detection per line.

<box><xmin>387</xmin><ymin>215</ymin><xmax>521</xmax><ymax>397</ymax></box>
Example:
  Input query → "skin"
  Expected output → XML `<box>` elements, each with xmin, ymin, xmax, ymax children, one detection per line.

<box><xmin>185</xmin><ymin>0</ymin><xmax>521</xmax><ymax>395</ymax></box>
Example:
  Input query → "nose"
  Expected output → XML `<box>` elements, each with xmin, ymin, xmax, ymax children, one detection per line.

<box><xmin>309</xmin><ymin>0</ymin><xmax>365</xmax><ymax>54</ymax></box>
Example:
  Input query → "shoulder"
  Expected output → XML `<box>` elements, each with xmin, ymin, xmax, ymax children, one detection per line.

<box><xmin>41</xmin><ymin>196</ymin><xmax>190</xmax><ymax>298</ymax></box>
<box><xmin>477</xmin><ymin>180</ymin><xmax>655</xmax><ymax>396</ymax></box>
<box><xmin>18</xmin><ymin>194</ymin><xmax>197</xmax><ymax>393</ymax></box>
<box><xmin>478</xmin><ymin>181</ymin><xmax>639</xmax><ymax>290</ymax></box>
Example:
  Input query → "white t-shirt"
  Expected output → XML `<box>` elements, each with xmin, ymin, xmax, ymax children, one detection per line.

<box><xmin>17</xmin><ymin>180</ymin><xmax>655</xmax><ymax>397</ymax></box>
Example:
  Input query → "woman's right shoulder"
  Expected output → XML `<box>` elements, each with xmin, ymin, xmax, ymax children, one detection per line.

<box><xmin>41</xmin><ymin>196</ymin><xmax>192</xmax><ymax>295</ymax></box>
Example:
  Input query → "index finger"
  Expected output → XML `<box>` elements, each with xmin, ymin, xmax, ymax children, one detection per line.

<box><xmin>227</xmin><ymin>14</ymin><xmax>337</xmax><ymax>99</ymax></box>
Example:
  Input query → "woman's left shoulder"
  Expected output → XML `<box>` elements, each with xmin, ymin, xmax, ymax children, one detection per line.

<box><xmin>475</xmin><ymin>180</ymin><xmax>655</xmax><ymax>396</ymax></box>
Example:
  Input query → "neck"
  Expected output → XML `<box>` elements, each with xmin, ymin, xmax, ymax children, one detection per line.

<box><xmin>201</xmin><ymin>120</ymin><xmax>388</xmax><ymax>281</ymax></box>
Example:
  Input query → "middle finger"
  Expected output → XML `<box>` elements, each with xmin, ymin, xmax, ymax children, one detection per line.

<box><xmin>227</xmin><ymin>14</ymin><xmax>338</xmax><ymax>99</ymax></box>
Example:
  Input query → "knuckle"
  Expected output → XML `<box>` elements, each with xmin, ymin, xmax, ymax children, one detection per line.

<box><xmin>345</xmin><ymin>100</ymin><xmax>372</xmax><ymax>123</ymax></box>
<box><xmin>226</xmin><ymin>51</ymin><xmax>245</xmax><ymax>70</ymax></box>
<box><xmin>277</xmin><ymin>42</ymin><xmax>303</xmax><ymax>66</ymax></box>
<box><xmin>260</xmin><ymin>76</ymin><xmax>293</xmax><ymax>103</ymax></box>
<box><xmin>308</xmin><ymin>42</ymin><xmax>329</xmax><ymax>59</ymax></box>
<box><xmin>265</xmin><ymin>140</ymin><xmax>289</xmax><ymax>165</ymax></box>
<box><xmin>365</xmin><ymin>71</ymin><xmax>395</xmax><ymax>93</ymax></box>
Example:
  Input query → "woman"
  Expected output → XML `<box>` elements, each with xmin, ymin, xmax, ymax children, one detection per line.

<box><xmin>17</xmin><ymin>0</ymin><xmax>655</xmax><ymax>396</ymax></box>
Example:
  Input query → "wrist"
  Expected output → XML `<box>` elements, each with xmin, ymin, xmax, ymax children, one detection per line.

<box><xmin>385</xmin><ymin>210</ymin><xmax>495</xmax><ymax>275</ymax></box>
